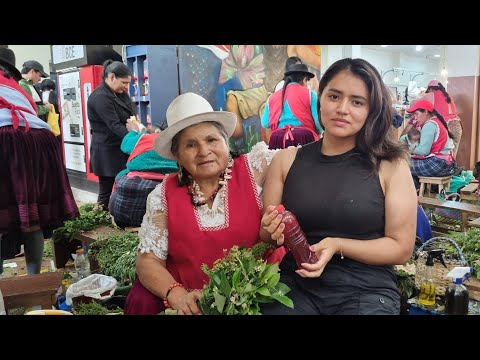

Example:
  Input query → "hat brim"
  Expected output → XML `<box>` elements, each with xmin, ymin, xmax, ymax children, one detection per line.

<box><xmin>0</xmin><ymin>59</ymin><xmax>22</xmax><ymax>81</ymax></box>
<box><xmin>154</xmin><ymin>111</ymin><xmax>237</xmax><ymax>160</ymax></box>
<box><xmin>284</xmin><ymin>70</ymin><xmax>315</xmax><ymax>79</ymax></box>
<box><xmin>38</xmin><ymin>70</ymin><xmax>49</xmax><ymax>78</ymax></box>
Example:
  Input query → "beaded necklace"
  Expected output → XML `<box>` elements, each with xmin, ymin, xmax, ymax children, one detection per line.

<box><xmin>187</xmin><ymin>157</ymin><xmax>234</xmax><ymax>208</ymax></box>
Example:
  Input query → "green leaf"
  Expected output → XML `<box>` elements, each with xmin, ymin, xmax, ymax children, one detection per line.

<box><xmin>257</xmin><ymin>287</ymin><xmax>271</xmax><ymax>296</ymax></box>
<box><xmin>213</xmin><ymin>273</ymin><xmax>222</xmax><ymax>287</ymax></box>
<box><xmin>244</xmin><ymin>283</ymin><xmax>255</xmax><ymax>293</ymax></box>
<box><xmin>260</xmin><ymin>264</ymin><xmax>279</xmax><ymax>283</ymax></box>
<box><xmin>273</xmin><ymin>282</ymin><xmax>291</xmax><ymax>296</ymax></box>
<box><xmin>271</xmin><ymin>294</ymin><xmax>294</xmax><ymax>308</ymax></box>
<box><xmin>232</xmin><ymin>269</ymin><xmax>241</xmax><ymax>287</ymax></box>
<box><xmin>266</xmin><ymin>273</ymin><xmax>280</xmax><ymax>288</ymax></box>
<box><xmin>218</xmin><ymin>271</ymin><xmax>232</xmax><ymax>296</ymax></box>
<box><xmin>214</xmin><ymin>293</ymin><xmax>226</xmax><ymax>313</ymax></box>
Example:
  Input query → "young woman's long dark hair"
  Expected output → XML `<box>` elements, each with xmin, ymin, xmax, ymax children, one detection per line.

<box><xmin>318</xmin><ymin>58</ymin><xmax>409</xmax><ymax>172</ymax></box>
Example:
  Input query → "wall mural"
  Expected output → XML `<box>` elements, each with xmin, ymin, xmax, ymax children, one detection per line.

<box><xmin>178</xmin><ymin>45</ymin><xmax>321</xmax><ymax>153</ymax></box>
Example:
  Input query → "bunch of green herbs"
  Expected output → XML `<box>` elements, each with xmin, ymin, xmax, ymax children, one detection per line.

<box><xmin>52</xmin><ymin>203</ymin><xmax>112</xmax><ymax>243</ymax></box>
<box><xmin>448</xmin><ymin>228</ymin><xmax>480</xmax><ymax>278</ymax></box>
<box><xmin>197</xmin><ymin>243</ymin><xmax>293</xmax><ymax>315</ymax></box>
<box><xmin>89</xmin><ymin>232</ymin><xmax>139</xmax><ymax>285</ymax></box>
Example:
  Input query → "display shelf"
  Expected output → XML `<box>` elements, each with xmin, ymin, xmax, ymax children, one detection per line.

<box><xmin>125</xmin><ymin>45</ymin><xmax>179</xmax><ymax>128</ymax></box>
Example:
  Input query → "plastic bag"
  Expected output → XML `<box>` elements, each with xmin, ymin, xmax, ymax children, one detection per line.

<box><xmin>47</xmin><ymin>105</ymin><xmax>60</xmax><ymax>136</ymax></box>
<box><xmin>65</xmin><ymin>274</ymin><xmax>117</xmax><ymax>306</ymax></box>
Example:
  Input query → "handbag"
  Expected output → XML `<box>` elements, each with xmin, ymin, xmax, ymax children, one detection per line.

<box><xmin>47</xmin><ymin>105</ymin><xmax>60</xmax><ymax>136</ymax></box>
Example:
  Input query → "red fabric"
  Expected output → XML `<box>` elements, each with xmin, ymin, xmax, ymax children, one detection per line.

<box><xmin>0</xmin><ymin>71</ymin><xmax>38</xmax><ymax>112</ymax></box>
<box><xmin>424</xmin><ymin>117</ymin><xmax>453</xmax><ymax>163</ymax></box>
<box><xmin>0</xmin><ymin>71</ymin><xmax>40</xmax><ymax>132</ymax></box>
<box><xmin>126</xmin><ymin>171</ymin><xmax>165</xmax><ymax>181</ymax></box>
<box><xmin>165</xmin><ymin>155</ymin><xmax>261</xmax><ymax>290</ymax></box>
<box><xmin>127</xmin><ymin>133</ymin><xmax>159</xmax><ymax>162</ymax></box>
<box><xmin>0</xmin><ymin>97</ymin><xmax>34</xmax><ymax>131</ymax></box>
<box><xmin>432</xmin><ymin>90</ymin><xmax>457</xmax><ymax>121</ymax></box>
<box><xmin>268</xmin><ymin>83</ymin><xmax>317</xmax><ymax>136</ymax></box>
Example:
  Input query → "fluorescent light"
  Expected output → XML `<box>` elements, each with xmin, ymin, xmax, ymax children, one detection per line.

<box><xmin>433</xmin><ymin>54</ymin><xmax>440</xmax><ymax>58</ymax></box>
<box><xmin>381</xmin><ymin>45</ymin><xmax>388</xmax><ymax>47</ymax></box>
<box><xmin>416</xmin><ymin>45</ymin><xmax>423</xmax><ymax>51</ymax></box>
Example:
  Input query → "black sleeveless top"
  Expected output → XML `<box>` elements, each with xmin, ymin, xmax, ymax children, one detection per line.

<box><xmin>281</xmin><ymin>139</ymin><xmax>397</xmax><ymax>292</ymax></box>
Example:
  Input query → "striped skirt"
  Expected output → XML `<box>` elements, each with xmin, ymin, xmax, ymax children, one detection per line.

<box><xmin>0</xmin><ymin>126</ymin><xmax>79</xmax><ymax>234</ymax></box>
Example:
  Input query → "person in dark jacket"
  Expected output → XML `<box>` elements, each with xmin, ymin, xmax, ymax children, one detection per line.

<box><xmin>87</xmin><ymin>60</ymin><xmax>135</xmax><ymax>209</ymax></box>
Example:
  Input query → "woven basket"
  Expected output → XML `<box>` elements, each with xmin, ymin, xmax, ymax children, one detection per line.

<box><xmin>414</xmin><ymin>237</ymin><xmax>468</xmax><ymax>296</ymax></box>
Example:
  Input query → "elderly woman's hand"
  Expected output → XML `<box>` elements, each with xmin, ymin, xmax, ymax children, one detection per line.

<box><xmin>261</xmin><ymin>205</ymin><xmax>285</xmax><ymax>246</ymax></box>
<box><xmin>169</xmin><ymin>288</ymin><xmax>202</xmax><ymax>315</ymax></box>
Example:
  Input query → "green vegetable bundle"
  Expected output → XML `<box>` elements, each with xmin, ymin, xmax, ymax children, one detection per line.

<box><xmin>198</xmin><ymin>243</ymin><xmax>293</xmax><ymax>315</ymax></box>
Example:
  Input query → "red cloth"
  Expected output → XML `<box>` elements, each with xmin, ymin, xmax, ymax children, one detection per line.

<box><xmin>426</xmin><ymin>117</ymin><xmax>451</xmax><ymax>160</ymax></box>
<box><xmin>268</xmin><ymin>83</ymin><xmax>318</xmax><ymax>139</ymax></box>
<box><xmin>127</xmin><ymin>133</ymin><xmax>159</xmax><ymax>162</ymax></box>
<box><xmin>432</xmin><ymin>90</ymin><xmax>457</xmax><ymax>121</ymax></box>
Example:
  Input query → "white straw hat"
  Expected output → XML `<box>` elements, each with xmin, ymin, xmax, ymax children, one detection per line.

<box><xmin>154</xmin><ymin>93</ymin><xmax>237</xmax><ymax>160</ymax></box>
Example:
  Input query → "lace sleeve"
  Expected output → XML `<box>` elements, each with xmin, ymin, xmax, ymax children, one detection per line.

<box><xmin>137</xmin><ymin>182</ymin><xmax>169</xmax><ymax>260</ymax></box>
<box><xmin>247</xmin><ymin>141</ymin><xmax>280</xmax><ymax>189</ymax></box>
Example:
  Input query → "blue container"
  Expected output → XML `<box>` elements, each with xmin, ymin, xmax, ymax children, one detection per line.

<box><xmin>408</xmin><ymin>303</ymin><xmax>442</xmax><ymax>315</ymax></box>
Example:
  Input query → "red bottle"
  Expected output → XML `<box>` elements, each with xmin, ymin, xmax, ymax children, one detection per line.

<box><xmin>275</xmin><ymin>205</ymin><xmax>318</xmax><ymax>268</ymax></box>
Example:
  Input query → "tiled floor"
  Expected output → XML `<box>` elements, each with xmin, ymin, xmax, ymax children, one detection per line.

<box><xmin>71</xmin><ymin>187</ymin><xmax>97</xmax><ymax>205</ymax></box>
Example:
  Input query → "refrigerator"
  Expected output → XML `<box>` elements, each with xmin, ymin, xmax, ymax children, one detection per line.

<box><xmin>58</xmin><ymin>65</ymin><xmax>103</xmax><ymax>182</ymax></box>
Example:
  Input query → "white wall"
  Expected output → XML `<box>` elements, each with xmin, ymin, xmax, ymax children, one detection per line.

<box><xmin>8</xmin><ymin>45</ymin><xmax>52</xmax><ymax>74</ymax></box>
<box><xmin>447</xmin><ymin>45</ymin><xmax>479</xmax><ymax>77</ymax></box>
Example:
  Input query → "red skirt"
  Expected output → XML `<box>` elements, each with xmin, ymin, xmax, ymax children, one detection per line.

<box><xmin>0</xmin><ymin>126</ymin><xmax>79</xmax><ymax>233</ymax></box>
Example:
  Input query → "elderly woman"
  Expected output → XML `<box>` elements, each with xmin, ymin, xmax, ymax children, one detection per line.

<box><xmin>406</xmin><ymin>99</ymin><xmax>457</xmax><ymax>186</ymax></box>
<box><xmin>124</xmin><ymin>93</ymin><xmax>281</xmax><ymax>315</ymax></box>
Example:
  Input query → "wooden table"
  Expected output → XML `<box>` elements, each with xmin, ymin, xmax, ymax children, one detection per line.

<box><xmin>0</xmin><ymin>271</ymin><xmax>64</xmax><ymax>314</ymax></box>
<box><xmin>418</xmin><ymin>196</ymin><xmax>480</xmax><ymax>231</ymax></box>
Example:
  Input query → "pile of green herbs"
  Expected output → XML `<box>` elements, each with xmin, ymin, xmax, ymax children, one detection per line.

<box><xmin>52</xmin><ymin>203</ymin><xmax>112</xmax><ymax>243</ymax></box>
<box><xmin>89</xmin><ymin>232</ymin><xmax>139</xmax><ymax>285</ymax></box>
<box><xmin>447</xmin><ymin>228</ymin><xmax>480</xmax><ymax>278</ymax></box>
<box><xmin>73</xmin><ymin>301</ymin><xmax>122</xmax><ymax>315</ymax></box>
<box><xmin>197</xmin><ymin>243</ymin><xmax>293</xmax><ymax>315</ymax></box>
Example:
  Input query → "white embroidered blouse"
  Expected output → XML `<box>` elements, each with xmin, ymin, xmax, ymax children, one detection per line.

<box><xmin>137</xmin><ymin>141</ymin><xmax>278</xmax><ymax>260</ymax></box>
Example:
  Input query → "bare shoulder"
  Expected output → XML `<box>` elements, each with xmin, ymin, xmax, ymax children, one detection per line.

<box><xmin>274</xmin><ymin>146</ymin><xmax>298</xmax><ymax>166</ymax></box>
<box><xmin>379</xmin><ymin>157</ymin><xmax>413</xmax><ymax>191</ymax></box>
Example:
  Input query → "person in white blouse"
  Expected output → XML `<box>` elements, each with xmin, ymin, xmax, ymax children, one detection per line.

<box><xmin>124</xmin><ymin>92</ymin><xmax>282</xmax><ymax>315</ymax></box>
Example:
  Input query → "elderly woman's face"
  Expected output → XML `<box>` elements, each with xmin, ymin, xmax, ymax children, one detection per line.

<box><xmin>176</xmin><ymin>122</ymin><xmax>229</xmax><ymax>181</ymax></box>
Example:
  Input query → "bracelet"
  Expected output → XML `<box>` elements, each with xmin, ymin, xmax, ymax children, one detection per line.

<box><xmin>339</xmin><ymin>239</ymin><xmax>344</xmax><ymax>260</ymax></box>
<box><xmin>163</xmin><ymin>282</ymin><xmax>184</xmax><ymax>308</ymax></box>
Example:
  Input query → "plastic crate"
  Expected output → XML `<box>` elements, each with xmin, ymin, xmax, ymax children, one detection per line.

<box><xmin>408</xmin><ymin>303</ymin><xmax>443</xmax><ymax>315</ymax></box>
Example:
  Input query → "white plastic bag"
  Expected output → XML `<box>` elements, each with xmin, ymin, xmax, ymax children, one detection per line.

<box><xmin>66</xmin><ymin>274</ymin><xmax>118</xmax><ymax>306</ymax></box>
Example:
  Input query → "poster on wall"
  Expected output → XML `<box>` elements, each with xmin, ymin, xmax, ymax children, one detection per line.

<box><xmin>64</xmin><ymin>143</ymin><xmax>86</xmax><ymax>172</ymax></box>
<box><xmin>178</xmin><ymin>45</ymin><xmax>321</xmax><ymax>154</ymax></box>
<box><xmin>58</xmin><ymin>70</ymin><xmax>84</xmax><ymax>144</ymax></box>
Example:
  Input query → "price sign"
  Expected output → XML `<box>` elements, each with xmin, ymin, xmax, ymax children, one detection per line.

<box><xmin>52</xmin><ymin>45</ymin><xmax>84</xmax><ymax>64</ymax></box>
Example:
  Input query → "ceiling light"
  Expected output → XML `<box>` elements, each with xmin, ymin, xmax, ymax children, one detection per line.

<box><xmin>394</xmin><ymin>76</ymin><xmax>400</xmax><ymax>83</ymax></box>
<box><xmin>381</xmin><ymin>45</ymin><xmax>388</xmax><ymax>48</ymax></box>
<box><xmin>441</xmin><ymin>68</ymin><xmax>448</xmax><ymax>76</ymax></box>
<box><xmin>433</xmin><ymin>54</ymin><xmax>440</xmax><ymax>58</ymax></box>
<box><xmin>416</xmin><ymin>45</ymin><xmax>423</xmax><ymax>51</ymax></box>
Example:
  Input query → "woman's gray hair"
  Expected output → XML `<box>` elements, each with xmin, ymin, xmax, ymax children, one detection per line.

<box><xmin>171</xmin><ymin>121</ymin><xmax>229</xmax><ymax>158</ymax></box>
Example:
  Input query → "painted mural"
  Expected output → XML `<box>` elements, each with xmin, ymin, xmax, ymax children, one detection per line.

<box><xmin>178</xmin><ymin>45</ymin><xmax>321</xmax><ymax>153</ymax></box>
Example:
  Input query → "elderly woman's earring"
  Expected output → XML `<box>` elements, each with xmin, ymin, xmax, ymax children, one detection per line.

<box><xmin>227</xmin><ymin>153</ymin><xmax>234</xmax><ymax>168</ymax></box>
<box><xmin>178</xmin><ymin>166</ymin><xmax>183</xmax><ymax>179</ymax></box>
